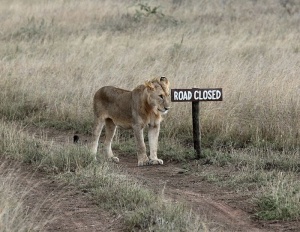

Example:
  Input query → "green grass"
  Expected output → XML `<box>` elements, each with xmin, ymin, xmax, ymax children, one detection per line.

<box><xmin>0</xmin><ymin>120</ymin><xmax>93</xmax><ymax>172</ymax></box>
<box><xmin>195</xmin><ymin>148</ymin><xmax>300</xmax><ymax>220</ymax></box>
<box><xmin>0</xmin><ymin>120</ymin><xmax>207</xmax><ymax>230</ymax></box>
<box><xmin>256</xmin><ymin>173</ymin><xmax>300</xmax><ymax>220</ymax></box>
<box><xmin>62</xmin><ymin>163</ymin><xmax>206</xmax><ymax>231</ymax></box>
<box><xmin>113</xmin><ymin>134</ymin><xmax>196</xmax><ymax>163</ymax></box>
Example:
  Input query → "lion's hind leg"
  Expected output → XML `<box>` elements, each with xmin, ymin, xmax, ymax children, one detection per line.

<box><xmin>104</xmin><ymin>118</ymin><xmax>119</xmax><ymax>163</ymax></box>
<box><xmin>91</xmin><ymin>117</ymin><xmax>105</xmax><ymax>160</ymax></box>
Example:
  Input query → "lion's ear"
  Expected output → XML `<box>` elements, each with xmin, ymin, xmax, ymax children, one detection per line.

<box><xmin>159</xmin><ymin>76</ymin><xmax>170</xmax><ymax>95</ymax></box>
<box><xmin>160</xmin><ymin>76</ymin><xmax>167</xmax><ymax>82</ymax></box>
<box><xmin>145</xmin><ymin>80</ymin><xmax>155</xmax><ymax>90</ymax></box>
<box><xmin>160</xmin><ymin>76</ymin><xmax>169</xmax><ymax>84</ymax></box>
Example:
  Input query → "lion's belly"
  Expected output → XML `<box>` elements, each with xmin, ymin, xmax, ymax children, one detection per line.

<box><xmin>111</xmin><ymin>118</ymin><xmax>132</xmax><ymax>130</ymax></box>
<box><xmin>118</xmin><ymin>124</ymin><xmax>132</xmax><ymax>130</ymax></box>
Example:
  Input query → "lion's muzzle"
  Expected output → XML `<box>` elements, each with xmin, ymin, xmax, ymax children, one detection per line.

<box><xmin>159</xmin><ymin>106</ymin><xmax>170</xmax><ymax>114</ymax></box>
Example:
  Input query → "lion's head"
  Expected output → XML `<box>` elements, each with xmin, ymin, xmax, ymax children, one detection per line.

<box><xmin>144</xmin><ymin>76</ymin><xmax>171</xmax><ymax>115</ymax></box>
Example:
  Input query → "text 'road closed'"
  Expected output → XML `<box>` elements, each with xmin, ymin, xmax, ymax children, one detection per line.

<box><xmin>171</xmin><ymin>88</ymin><xmax>223</xmax><ymax>102</ymax></box>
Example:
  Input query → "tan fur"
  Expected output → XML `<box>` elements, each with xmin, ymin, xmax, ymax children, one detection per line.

<box><xmin>91</xmin><ymin>77</ymin><xmax>171</xmax><ymax>166</ymax></box>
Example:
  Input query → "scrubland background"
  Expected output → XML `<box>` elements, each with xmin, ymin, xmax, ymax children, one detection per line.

<box><xmin>1</xmin><ymin>0</ymin><xmax>300</xmax><ymax>227</ymax></box>
<box><xmin>1</xmin><ymin>0</ymin><xmax>300</xmax><ymax>149</ymax></box>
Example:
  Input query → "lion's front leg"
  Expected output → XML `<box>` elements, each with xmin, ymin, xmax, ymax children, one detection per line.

<box><xmin>148</xmin><ymin>123</ymin><xmax>163</xmax><ymax>165</ymax></box>
<box><xmin>133</xmin><ymin>126</ymin><xmax>149</xmax><ymax>166</ymax></box>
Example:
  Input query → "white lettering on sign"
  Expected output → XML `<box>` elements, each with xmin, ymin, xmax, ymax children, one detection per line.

<box><xmin>194</xmin><ymin>90</ymin><xmax>222</xmax><ymax>100</ymax></box>
<box><xmin>173</xmin><ymin>90</ymin><xmax>192</xmax><ymax>101</ymax></box>
<box><xmin>171</xmin><ymin>88</ymin><xmax>223</xmax><ymax>102</ymax></box>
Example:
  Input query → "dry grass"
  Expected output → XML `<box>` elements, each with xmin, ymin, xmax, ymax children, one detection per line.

<box><xmin>1</xmin><ymin>0</ymin><xmax>300</xmax><ymax>224</ymax></box>
<box><xmin>197</xmin><ymin>147</ymin><xmax>300</xmax><ymax>220</ymax></box>
<box><xmin>0</xmin><ymin>163</ymin><xmax>48</xmax><ymax>231</ymax></box>
<box><xmin>0</xmin><ymin>119</ymin><xmax>208</xmax><ymax>231</ymax></box>
<box><xmin>0</xmin><ymin>0</ymin><xmax>299</xmax><ymax>148</ymax></box>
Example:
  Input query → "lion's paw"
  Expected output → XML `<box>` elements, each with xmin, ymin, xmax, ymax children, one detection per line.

<box><xmin>111</xmin><ymin>156</ymin><xmax>119</xmax><ymax>163</ymax></box>
<box><xmin>138</xmin><ymin>161</ymin><xmax>147</xmax><ymax>166</ymax></box>
<box><xmin>137</xmin><ymin>156</ymin><xmax>150</xmax><ymax>166</ymax></box>
<box><xmin>147</xmin><ymin>159</ymin><xmax>164</xmax><ymax>165</ymax></box>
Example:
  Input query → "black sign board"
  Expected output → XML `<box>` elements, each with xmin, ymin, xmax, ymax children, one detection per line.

<box><xmin>171</xmin><ymin>87</ymin><xmax>223</xmax><ymax>160</ymax></box>
<box><xmin>171</xmin><ymin>88</ymin><xmax>223</xmax><ymax>102</ymax></box>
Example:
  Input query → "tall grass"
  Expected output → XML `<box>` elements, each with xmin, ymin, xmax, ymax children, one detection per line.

<box><xmin>0</xmin><ymin>0</ymin><xmax>299</xmax><ymax>148</ymax></box>
<box><xmin>256</xmin><ymin>172</ymin><xmax>300</xmax><ymax>220</ymax></box>
<box><xmin>1</xmin><ymin>0</ymin><xmax>300</xmax><ymax>225</ymax></box>
<box><xmin>0</xmin><ymin>119</ymin><xmax>94</xmax><ymax>171</ymax></box>
<box><xmin>0</xmin><ymin>163</ymin><xmax>48</xmax><ymax>231</ymax></box>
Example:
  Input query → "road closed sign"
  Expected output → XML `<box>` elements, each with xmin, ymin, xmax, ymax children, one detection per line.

<box><xmin>170</xmin><ymin>87</ymin><xmax>223</xmax><ymax>159</ymax></box>
<box><xmin>171</xmin><ymin>88</ymin><xmax>223</xmax><ymax>102</ymax></box>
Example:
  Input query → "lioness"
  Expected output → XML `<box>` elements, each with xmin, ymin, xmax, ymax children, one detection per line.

<box><xmin>91</xmin><ymin>76</ymin><xmax>170</xmax><ymax>166</ymax></box>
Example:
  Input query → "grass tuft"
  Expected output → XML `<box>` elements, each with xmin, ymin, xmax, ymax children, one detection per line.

<box><xmin>256</xmin><ymin>172</ymin><xmax>300</xmax><ymax>220</ymax></box>
<box><xmin>0</xmin><ymin>164</ymin><xmax>48</xmax><ymax>231</ymax></box>
<box><xmin>64</xmin><ymin>163</ymin><xmax>206</xmax><ymax>231</ymax></box>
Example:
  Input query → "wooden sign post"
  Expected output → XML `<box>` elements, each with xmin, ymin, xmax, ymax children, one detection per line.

<box><xmin>171</xmin><ymin>88</ymin><xmax>223</xmax><ymax>159</ymax></box>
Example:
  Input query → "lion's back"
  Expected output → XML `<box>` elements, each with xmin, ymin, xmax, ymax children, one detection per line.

<box><xmin>93</xmin><ymin>86</ymin><xmax>133</xmax><ymax>122</ymax></box>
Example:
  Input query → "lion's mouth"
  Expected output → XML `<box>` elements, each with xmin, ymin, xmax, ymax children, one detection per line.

<box><xmin>158</xmin><ymin>108</ymin><xmax>169</xmax><ymax>114</ymax></box>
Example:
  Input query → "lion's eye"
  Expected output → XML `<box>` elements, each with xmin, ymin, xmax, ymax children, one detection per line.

<box><xmin>159</xmin><ymin>95</ymin><xmax>164</xmax><ymax>99</ymax></box>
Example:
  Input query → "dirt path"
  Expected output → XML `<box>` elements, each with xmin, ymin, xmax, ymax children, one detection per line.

<box><xmin>118</xmin><ymin>154</ymin><xmax>299</xmax><ymax>232</ymax></box>
<box><xmin>10</xmin><ymin>127</ymin><xmax>300</xmax><ymax>231</ymax></box>
<box><xmin>119</xmin><ymin>154</ymin><xmax>265</xmax><ymax>232</ymax></box>
<box><xmin>0</xmin><ymin>157</ymin><xmax>123</xmax><ymax>232</ymax></box>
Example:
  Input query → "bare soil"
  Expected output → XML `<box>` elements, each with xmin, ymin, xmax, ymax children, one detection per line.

<box><xmin>5</xmin><ymin>127</ymin><xmax>300</xmax><ymax>232</ymax></box>
<box><xmin>0</xmin><ymin>157</ymin><xmax>123</xmax><ymax>232</ymax></box>
<box><xmin>118</xmin><ymin>155</ymin><xmax>300</xmax><ymax>232</ymax></box>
